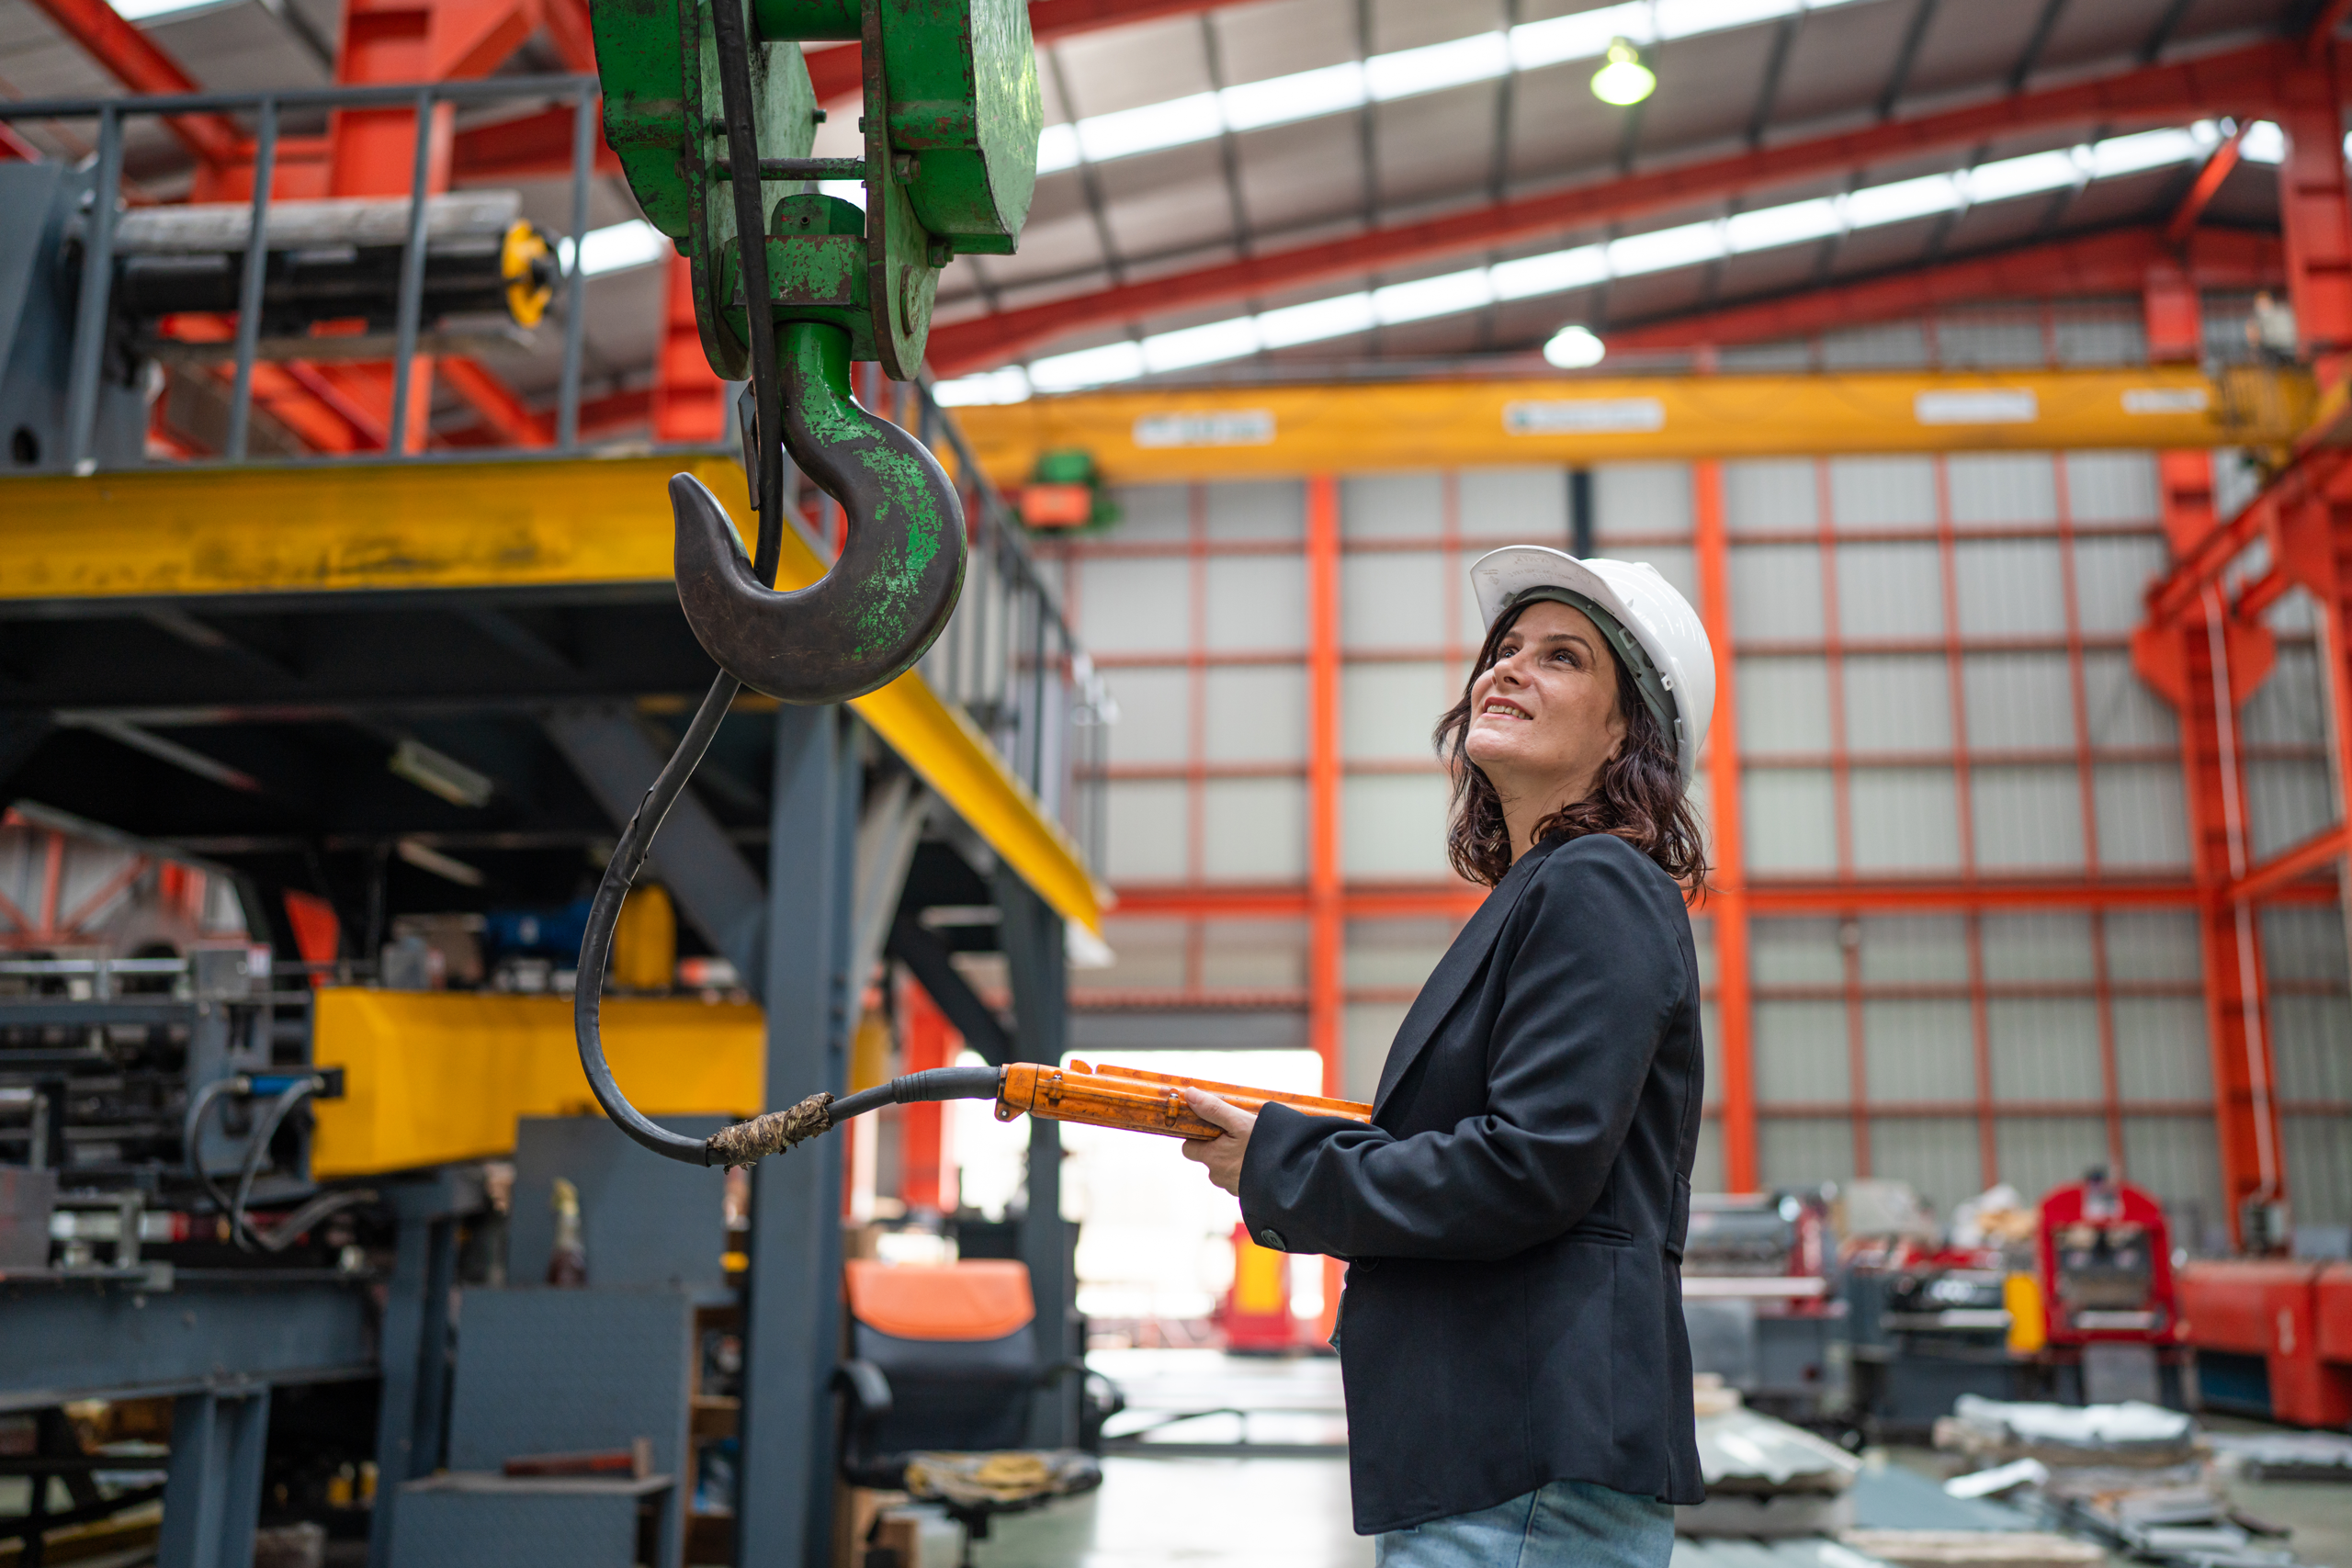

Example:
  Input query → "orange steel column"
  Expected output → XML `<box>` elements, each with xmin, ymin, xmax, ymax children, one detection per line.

<box><xmin>1691</xmin><ymin>460</ymin><xmax>1756</xmax><ymax>1192</ymax></box>
<box><xmin>2278</xmin><ymin>53</ymin><xmax>2352</xmax><ymax>380</ymax></box>
<box><xmin>2140</xmin><ymin>276</ymin><xmax>2285</xmax><ymax>1247</ymax></box>
<box><xmin>1306</xmin><ymin>474</ymin><xmax>1344</xmax><ymax>1341</ymax></box>
<box><xmin>654</xmin><ymin>254</ymin><xmax>729</xmax><ymax>440</ymax></box>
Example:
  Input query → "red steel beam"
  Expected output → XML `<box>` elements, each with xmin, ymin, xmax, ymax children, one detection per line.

<box><xmin>2229</xmin><ymin>824</ymin><xmax>2348</xmax><ymax>905</ymax></box>
<box><xmin>2165</xmin><ymin>123</ymin><xmax>2249</xmax><ymax>245</ymax></box>
<box><xmin>22</xmin><ymin>0</ymin><xmax>243</xmax><ymax>166</ymax></box>
<box><xmin>802</xmin><ymin>0</ymin><xmax>1255</xmax><ymax>104</ymax></box>
<box><xmin>927</xmin><ymin>39</ymin><xmax>2297</xmax><ymax>375</ymax></box>
<box><xmin>1609</xmin><ymin>227</ymin><xmax>2283</xmax><ymax>354</ymax></box>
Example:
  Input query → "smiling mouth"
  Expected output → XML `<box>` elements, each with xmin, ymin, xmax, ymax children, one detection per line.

<box><xmin>1481</xmin><ymin>699</ymin><xmax>1532</xmax><ymax>720</ymax></box>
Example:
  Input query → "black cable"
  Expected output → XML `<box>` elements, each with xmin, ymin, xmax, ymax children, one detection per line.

<box><xmin>243</xmin><ymin>1187</ymin><xmax>376</xmax><ymax>1253</ymax></box>
<box><xmin>182</xmin><ymin>1074</ymin><xmax>248</xmax><ymax>1222</ymax></box>
<box><xmin>707</xmin><ymin>0</ymin><xmax>785</xmax><ymax>584</ymax></box>
<box><xmin>828</xmin><ymin>1065</ymin><xmax>1002</xmax><ymax>1123</ymax></box>
<box><xmin>230</xmin><ymin>1077</ymin><xmax>317</xmax><ymax>1251</ymax></box>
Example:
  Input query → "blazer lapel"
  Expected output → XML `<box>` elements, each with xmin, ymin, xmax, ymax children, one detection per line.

<box><xmin>1372</xmin><ymin>839</ymin><xmax>1561</xmax><ymax>1115</ymax></box>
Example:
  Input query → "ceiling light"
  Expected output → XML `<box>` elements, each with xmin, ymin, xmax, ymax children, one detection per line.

<box><xmin>1589</xmin><ymin>39</ymin><xmax>1656</xmax><ymax>107</ymax></box>
<box><xmin>1544</xmin><ymin>325</ymin><xmax>1607</xmax><ymax>369</ymax></box>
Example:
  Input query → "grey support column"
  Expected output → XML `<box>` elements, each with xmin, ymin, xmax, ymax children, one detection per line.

<box><xmin>158</xmin><ymin>1385</ymin><xmax>270</xmax><ymax>1568</ymax></box>
<box><xmin>994</xmin><ymin>867</ymin><xmax>1076</xmax><ymax>1448</ymax></box>
<box><xmin>737</xmin><ymin>705</ymin><xmax>859</xmax><ymax>1568</ymax></box>
<box><xmin>368</xmin><ymin>1173</ymin><xmax>468</xmax><ymax>1568</ymax></box>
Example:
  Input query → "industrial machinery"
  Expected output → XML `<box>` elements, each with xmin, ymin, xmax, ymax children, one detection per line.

<box><xmin>2033</xmin><ymin>1169</ymin><xmax>2188</xmax><ymax>1405</ymax></box>
<box><xmin>1678</xmin><ymin>1191</ymin><xmax>1849</xmax><ymax>1426</ymax></box>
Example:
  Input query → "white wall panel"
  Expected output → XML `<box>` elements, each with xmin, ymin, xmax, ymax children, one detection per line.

<box><xmin>1858</xmin><ymin>916</ymin><xmax>1969</xmax><ymax>983</ymax></box>
<box><xmin>2112</xmin><ymin>996</ymin><xmax>2212</xmax><ymax>1101</ymax></box>
<box><xmin>1206</xmin><ymin>555</ymin><xmax>1305</xmax><ymax>650</ymax></box>
<box><xmin>1759</xmin><ymin>1118</ymin><xmax>1857</xmax><ymax>1185</ymax></box>
<box><xmin>2274</xmin><ymin>997</ymin><xmax>2352</xmax><ymax>1102</ymax></box>
<box><xmin>1104</xmin><ymin>779</ymin><xmax>1190</xmax><ymax>880</ymax></box>
<box><xmin>1345</xmin><ymin>918</ymin><xmax>1459</xmax><ymax>988</ymax></box>
<box><xmin>1837</xmin><ymin>543</ymin><xmax>1944</xmax><ymax>638</ymax></box>
<box><xmin>2082</xmin><ymin>652</ymin><xmax>2179</xmax><ymax>747</ymax></box>
<box><xmin>1724</xmin><ymin>459</ymin><xmax>1817</xmax><ymax>534</ymax></box>
<box><xmin>2123</xmin><ymin>1116</ymin><xmax>2222</xmax><ymax>1227</ymax></box>
<box><xmin>1821</xmin><ymin>321</ymin><xmax>1930</xmax><ymax>369</ymax></box>
<box><xmin>2284</xmin><ymin>1116</ymin><xmax>2352</xmax><ymax>1226</ymax></box>
<box><xmin>1849</xmin><ymin>766</ymin><xmax>1962</xmax><ymax>870</ymax></box>
<box><xmin>1758</xmin><ymin>1001</ymin><xmax>1851</xmax><ymax>1102</ymax></box>
<box><xmin>1973</xmin><ymin>765</ymin><xmax>2087</xmax><ymax>870</ymax></box>
<box><xmin>2247</xmin><ymin>760</ymin><xmax>2337</xmax><ymax>861</ymax></box>
<box><xmin>1948</xmin><ymin>453</ymin><xmax>2057</xmax><ymax>525</ymax></box>
<box><xmin>2052</xmin><ymin>314</ymin><xmax>2145</xmax><ymax>367</ymax></box>
<box><xmin>1203</xmin><ymin>667</ymin><xmax>1306</xmax><ymax>761</ymax></box>
<box><xmin>1981</xmin><ymin>913</ymin><xmax>2096</xmax><ymax>982</ymax></box>
<box><xmin>1110</xmin><ymin>483</ymin><xmax>1193</xmax><ymax>541</ymax></box>
<box><xmin>1206</xmin><ymin>479</ymin><xmax>1305</xmax><ymax>541</ymax></box>
<box><xmin>1080</xmin><ymin>917</ymin><xmax>1187</xmax><ymax>989</ymax></box>
<box><xmin>1342</xmin><ymin>472</ymin><xmax>1442</xmax><ymax>538</ymax></box>
<box><xmin>2243</xmin><ymin>646</ymin><xmax>2329</xmax><ymax>745</ymax></box>
<box><xmin>1936</xmin><ymin>312</ymin><xmax>2043</xmax><ymax>368</ymax></box>
<box><xmin>1690</xmin><ymin>1122</ymin><xmax>1724</xmax><ymax>1195</ymax></box>
<box><xmin>2072</xmin><ymin>536</ymin><xmax>2170</xmax><ymax>634</ymax></box>
<box><xmin>2104</xmin><ymin>912</ymin><xmax>2202</xmax><ymax>982</ymax></box>
<box><xmin>1737</xmin><ymin>656</ymin><xmax>1834</xmax><ymax>754</ymax></box>
<box><xmin>1862</xmin><ymin>999</ymin><xmax>1975</xmax><ymax>1102</ymax></box>
<box><xmin>1634</xmin><ymin>544</ymin><xmax>1698</xmax><ymax>607</ymax></box>
<box><xmin>1730</xmin><ymin>544</ymin><xmax>1826</xmax><ymax>641</ymax></box>
<box><xmin>1844</xmin><ymin>654</ymin><xmax>1953</xmax><ymax>753</ymax></box>
<box><xmin>1343</xmin><ymin>661</ymin><xmax>1452</xmax><ymax>760</ymax></box>
<box><xmin>1104</xmin><ymin>668</ymin><xmax>1190</xmax><ymax>764</ymax></box>
<box><xmin>1744</xmin><ymin>770</ymin><xmax>1838</xmax><ymax>871</ymax></box>
<box><xmin>1955</xmin><ymin>539</ymin><xmax>2067</xmax><ymax>636</ymax></box>
<box><xmin>1870</xmin><ymin>1118</ymin><xmax>1982</xmax><ymax>1208</ymax></box>
<box><xmin>1964</xmin><ymin>652</ymin><xmax>2077</xmax><ymax>750</ymax></box>
<box><xmin>1996</xmin><ymin>1117</ymin><xmax>2109</xmax><ymax>1199</ymax></box>
<box><xmin>2212</xmin><ymin>447</ymin><xmax>2261</xmax><ymax>519</ymax></box>
<box><xmin>1753</xmin><ymin>918</ymin><xmax>1845</xmax><ymax>985</ymax></box>
<box><xmin>1199</xmin><ymin>919</ymin><xmax>1307</xmax><ymax>988</ymax></box>
<box><xmin>1077</xmin><ymin>557</ymin><xmax>1191</xmax><ymax>653</ymax></box>
<box><xmin>2092</xmin><ymin>763</ymin><xmax>2192</xmax><ymax>868</ymax></box>
<box><xmin>1345</xmin><ymin>1002</ymin><xmax>1412</xmax><ymax>1100</ymax></box>
<box><xmin>1340</xmin><ymin>774</ymin><xmax>1453</xmax><ymax>878</ymax></box>
<box><xmin>1990</xmin><ymin>998</ymin><xmax>2105</xmax><ymax>1101</ymax></box>
<box><xmin>1460</xmin><ymin>467</ymin><xmax>1570</xmax><ymax>539</ymax></box>
<box><xmin>1341</xmin><ymin>550</ymin><xmax>1444</xmax><ymax>649</ymax></box>
<box><xmin>1201</xmin><ymin>777</ymin><xmax>1305</xmax><ymax>880</ymax></box>
<box><xmin>2261</xmin><ymin>907</ymin><xmax>2350</xmax><ymax>983</ymax></box>
<box><xmin>2063</xmin><ymin>452</ymin><xmax>2159</xmax><ymax>521</ymax></box>
<box><xmin>1594</xmin><ymin>463</ymin><xmax>1692</xmax><ymax>537</ymax></box>
<box><xmin>1828</xmin><ymin>456</ymin><xmax>1938</xmax><ymax>529</ymax></box>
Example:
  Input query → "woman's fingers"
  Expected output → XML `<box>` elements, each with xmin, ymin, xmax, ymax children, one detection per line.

<box><xmin>1180</xmin><ymin>1087</ymin><xmax>1253</xmax><ymax>1134</ymax></box>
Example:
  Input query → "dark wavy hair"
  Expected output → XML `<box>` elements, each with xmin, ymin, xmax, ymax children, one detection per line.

<box><xmin>1434</xmin><ymin>597</ymin><xmax>1710</xmax><ymax>889</ymax></box>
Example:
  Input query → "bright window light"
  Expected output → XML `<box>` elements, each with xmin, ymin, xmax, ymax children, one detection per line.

<box><xmin>2087</xmin><ymin>127</ymin><xmax>2203</xmax><ymax>177</ymax></box>
<box><xmin>1255</xmin><ymin>293</ymin><xmax>1377</xmax><ymax>348</ymax></box>
<box><xmin>1491</xmin><ymin>245</ymin><xmax>1609</xmax><ymax>299</ymax></box>
<box><xmin>1142</xmin><ymin>317</ymin><xmax>1261</xmax><ymax>372</ymax></box>
<box><xmin>1366</xmin><ymin>32</ymin><xmax>1512</xmax><ymax>101</ymax></box>
<box><xmin>1374</xmin><ymin>269</ymin><xmax>1495</xmax><ymax>325</ymax></box>
<box><xmin>1608</xmin><ymin>220</ymin><xmax>1723</xmax><ymax>276</ymax></box>
<box><xmin>1035</xmin><ymin>124</ymin><xmax>1081</xmax><ymax>174</ymax></box>
<box><xmin>1221</xmin><ymin>62</ymin><xmax>1367</xmax><ymax>133</ymax></box>
<box><xmin>2240</xmin><ymin>121</ymin><xmax>2284</xmax><ymax>164</ymax></box>
<box><xmin>933</xmin><ymin>367</ymin><xmax>1032</xmax><ymax>407</ymax></box>
<box><xmin>1510</xmin><ymin>5</ymin><xmax>1643</xmax><ymax>69</ymax></box>
<box><xmin>1725</xmin><ymin>197</ymin><xmax>1842</xmax><ymax>252</ymax></box>
<box><xmin>819</xmin><ymin>179</ymin><xmax>865</xmax><ymax>210</ymax></box>
<box><xmin>1543</xmin><ymin>325</ymin><xmax>1607</xmax><ymax>369</ymax></box>
<box><xmin>1842</xmin><ymin>173</ymin><xmax>1962</xmax><ymax>229</ymax></box>
<box><xmin>559</xmin><ymin>219</ymin><xmax>668</xmax><ymax>277</ymax></box>
<box><xmin>1077</xmin><ymin>92</ymin><xmax>1224</xmax><ymax>164</ymax></box>
<box><xmin>109</xmin><ymin>0</ymin><xmax>233</xmax><ymax>18</ymax></box>
<box><xmin>1962</xmin><ymin>148</ymin><xmax>2079</xmax><ymax>203</ymax></box>
<box><xmin>1029</xmin><ymin>340</ymin><xmax>1148</xmax><ymax>392</ymax></box>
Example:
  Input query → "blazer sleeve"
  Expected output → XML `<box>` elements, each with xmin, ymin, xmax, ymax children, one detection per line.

<box><xmin>1238</xmin><ymin>837</ymin><xmax>1684</xmax><ymax>1263</ymax></box>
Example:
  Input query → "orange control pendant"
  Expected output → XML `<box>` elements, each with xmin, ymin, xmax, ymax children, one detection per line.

<box><xmin>993</xmin><ymin>1059</ymin><xmax>1374</xmax><ymax>1138</ymax></box>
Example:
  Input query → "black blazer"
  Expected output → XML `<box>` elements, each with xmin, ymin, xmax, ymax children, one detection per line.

<box><xmin>1238</xmin><ymin>833</ymin><xmax>1707</xmax><ymax>1534</ymax></box>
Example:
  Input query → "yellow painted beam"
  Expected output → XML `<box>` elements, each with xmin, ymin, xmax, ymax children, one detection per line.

<box><xmin>0</xmin><ymin>453</ymin><xmax>1106</xmax><ymax>933</ymax></box>
<box><xmin>948</xmin><ymin>366</ymin><xmax>2316</xmax><ymax>485</ymax></box>
<box><xmin>309</xmin><ymin>989</ymin><xmax>764</xmax><ymax>1178</ymax></box>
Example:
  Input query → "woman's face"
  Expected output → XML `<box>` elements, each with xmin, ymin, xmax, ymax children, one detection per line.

<box><xmin>1464</xmin><ymin>599</ymin><xmax>1627</xmax><ymax>807</ymax></box>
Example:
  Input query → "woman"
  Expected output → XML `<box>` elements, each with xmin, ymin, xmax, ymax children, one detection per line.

<box><xmin>1181</xmin><ymin>545</ymin><xmax>1713</xmax><ymax>1565</ymax></box>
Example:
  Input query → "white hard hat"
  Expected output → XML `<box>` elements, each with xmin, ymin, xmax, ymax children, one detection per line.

<box><xmin>1467</xmin><ymin>546</ymin><xmax>1716</xmax><ymax>785</ymax></box>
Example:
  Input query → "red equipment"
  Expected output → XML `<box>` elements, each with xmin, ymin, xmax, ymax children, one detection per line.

<box><xmin>2037</xmin><ymin>1171</ymin><xmax>2184</xmax><ymax>1348</ymax></box>
<box><xmin>1217</xmin><ymin>1223</ymin><xmax>1300</xmax><ymax>1355</ymax></box>
<box><xmin>2177</xmin><ymin>1258</ymin><xmax>2352</xmax><ymax>1427</ymax></box>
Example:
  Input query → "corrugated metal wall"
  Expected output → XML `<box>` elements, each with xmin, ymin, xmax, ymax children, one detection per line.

<box><xmin>1050</xmin><ymin>428</ymin><xmax>2349</xmax><ymax>1235</ymax></box>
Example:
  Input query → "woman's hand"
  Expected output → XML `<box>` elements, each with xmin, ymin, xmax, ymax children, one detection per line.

<box><xmin>1178</xmin><ymin>1089</ymin><xmax>1257</xmax><ymax>1196</ymax></box>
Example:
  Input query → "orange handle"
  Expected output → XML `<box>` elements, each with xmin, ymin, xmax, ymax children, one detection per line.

<box><xmin>995</xmin><ymin>1060</ymin><xmax>1373</xmax><ymax>1139</ymax></box>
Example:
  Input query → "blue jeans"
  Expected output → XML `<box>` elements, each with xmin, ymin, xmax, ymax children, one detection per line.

<box><xmin>1374</xmin><ymin>1479</ymin><xmax>1676</xmax><ymax>1568</ymax></box>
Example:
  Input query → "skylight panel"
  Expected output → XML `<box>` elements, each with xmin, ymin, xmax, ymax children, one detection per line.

<box><xmin>2084</xmin><ymin>127</ymin><xmax>2203</xmax><ymax>178</ymax></box>
<box><xmin>1509</xmin><ymin>3</ymin><xmax>1646</xmax><ymax>69</ymax></box>
<box><xmin>1488</xmin><ymin>245</ymin><xmax>1609</xmax><ymax>299</ymax></box>
<box><xmin>1657</xmin><ymin>0</ymin><xmax>1801</xmax><ymax>39</ymax></box>
<box><xmin>1365</xmin><ymin>32</ymin><xmax>1512</xmax><ymax>100</ymax></box>
<box><xmin>562</xmin><ymin>220</ymin><xmax>668</xmax><ymax>276</ymax></box>
<box><xmin>1724</xmin><ymin>197</ymin><xmax>1842</xmax><ymax>252</ymax></box>
<box><xmin>109</xmin><ymin>0</ymin><xmax>234</xmax><ymax>19</ymax></box>
<box><xmin>1142</xmin><ymin>318</ymin><xmax>1262</xmax><ymax>373</ymax></box>
<box><xmin>1608</xmin><ymin>220</ymin><xmax>1725</xmax><ymax>276</ymax></box>
<box><xmin>1028</xmin><ymin>340</ymin><xmax>1148</xmax><ymax>392</ymax></box>
<box><xmin>2240</xmin><ymin>121</ymin><xmax>2284</xmax><ymax>164</ymax></box>
<box><xmin>1962</xmin><ymin>148</ymin><xmax>2079</xmax><ymax>203</ymax></box>
<box><xmin>1374</xmin><ymin>269</ymin><xmax>1495</xmax><ymax>324</ymax></box>
<box><xmin>1842</xmin><ymin>173</ymin><xmax>1962</xmax><ymax>228</ymax></box>
<box><xmin>933</xmin><ymin>367</ymin><xmax>1033</xmax><ymax>407</ymax></box>
<box><xmin>1220</xmin><ymin>63</ymin><xmax>1367</xmax><ymax>133</ymax></box>
<box><xmin>1255</xmin><ymin>293</ymin><xmax>1377</xmax><ymax>348</ymax></box>
<box><xmin>820</xmin><ymin>179</ymin><xmax>865</xmax><ymax>209</ymax></box>
<box><xmin>1035</xmin><ymin>124</ymin><xmax>1081</xmax><ymax>175</ymax></box>
<box><xmin>1077</xmin><ymin>92</ymin><xmax>1224</xmax><ymax>164</ymax></box>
